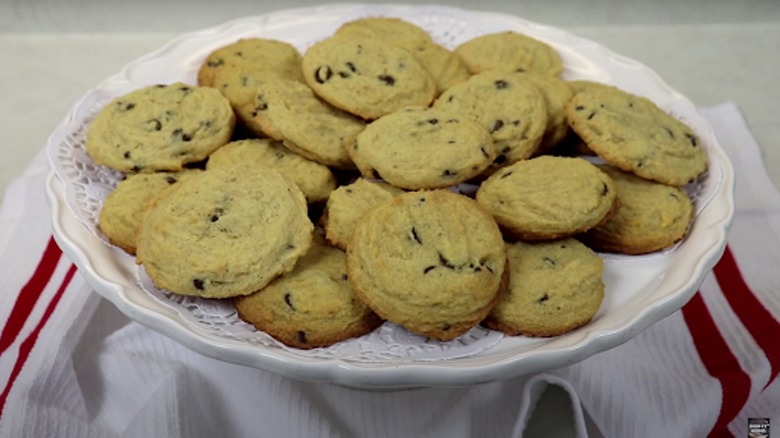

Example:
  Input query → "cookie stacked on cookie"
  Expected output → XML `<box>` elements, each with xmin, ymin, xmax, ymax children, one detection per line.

<box><xmin>85</xmin><ymin>15</ymin><xmax>708</xmax><ymax>348</ymax></box>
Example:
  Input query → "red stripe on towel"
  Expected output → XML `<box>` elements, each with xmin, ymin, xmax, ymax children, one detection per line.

<box><xmin>714</xmin><ymin>246</ymin><xmax>780</xmax><ymax>388</ymax></box>
<box><xmin>682</xmin><ymin>292</ymin><xmax>751</xmax><ymax>438</ymax></box>
<box><xmin>0</xmin><ymin>263</ymin><xmax>76</xmax><ymax>421</ymax></box>
<box><xmin>0</xmin><ymin>237</ymin><xmax>62</xmax><ymax>355</ymax></box>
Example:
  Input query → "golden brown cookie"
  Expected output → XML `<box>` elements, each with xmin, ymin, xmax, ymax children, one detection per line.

<box><xmin>347</xmin><ymin>190</ymin><xmax>507</xmax><ymax>341</ymax></box>
<box><xmin>206</xmin><ymin>138</ymin><xmax>337</xmax><ymax>204</ymax></box>
<box><xmin>85</xmin><ymin>83</ymin><xmax>235</xmax><ymax>173</ymax></box>
<box><xmin>301</xmin><ymin>36</ymin><xmax>436</xmax><ymax>119</ymax></box>
<box><xmin>433</xmin><ymin>71</ymin><xmax>548</xmax><ymax>171</ymax></box>
<box><xmin>350</xmin><ymin>106</ymin><xmax>495</xmax><ymax>189</ymax></box>
<box><xmin>483</xmin><ymin>238</ymin><xmax>604</xmax><ymax>337</ymax></box>
<box><xmin>321</xmin><ymin>178</ymin><xmax>404</xmax><ymax>250</ymax></box>
<box><xmin>136</xmin><ymin>163</ymin><xmax>313</xmax><ymax>299</ymax></box>
<box><xmin>578</xmin><ymin>165</ymin><xmax>694</xmax><ymax>254</ymax></box>
<box><xmin>197</xmin><ymin>38</ymin><xmax>304</xmax><ymax>87</ymax></box>
<box><xmin>98</xmin><ymin>170</ymin><xmax>201</xmax><ymax>255</ymax></box>
<box><xmin>234</xmin><ymin>235</ymin><xmax>383</xmax><ymax>349</ymax></box>
<box><xmin>243</xmin><ymin>79</ymin><xmax>365</xmax><ymax>169</ymax></box>
<box><xmin>565</xmin><ymin>85</ymin><xmax>708</xmax><ymax>186</ymax></box>
<box><xmin>455</xmin><ymin>31</ymin><xmax>564</xmax><ymax>77</ymax></box>
<box><xmin>475</xmin><ymin>156</ymin><xmax>619</xmax><ymax>240</ymax></box>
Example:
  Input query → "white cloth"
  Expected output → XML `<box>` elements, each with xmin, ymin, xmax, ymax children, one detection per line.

<box><xmin>1</xmin><ymin>102</ymin><xmax>778</xmax><ymax>437</ymax></box>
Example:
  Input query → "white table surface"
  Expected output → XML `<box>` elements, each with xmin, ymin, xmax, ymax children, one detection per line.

<box><xmin>2</xmin><ymin>1</ymin><xmax>779</xmax><ymax>436</ymax></box>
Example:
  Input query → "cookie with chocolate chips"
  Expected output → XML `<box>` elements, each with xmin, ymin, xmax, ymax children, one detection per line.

<box><xmin>483</xmin><ymin>238</ymin><xmax>604</xmax><ymax>337</ymax></box>
<box><xmin>301</xmin><ymin>36</ymin><xmax>436</xmax><ymax>119</ymax></box>
<box><xmin>197</xmin><ymin>38</ymin><xmax>304</xmax><ymax>87</ymax></box>
<box><xmin>206</xmin><ymin>138</ymin><xmax>337</xmax><ymax>204</ymax></box>
<box><xmin>321</xmin><ymin>178</ymin><xmax>404</xmax><ymax>250</ymax></box>
<box><xmin>455</xmin><ymin>31</ymin><xmax>564</xmax><ymax>77</ymax></box>
<box><xmin>136</xmin><ymin>163</ymin><xmax>313</xmax><ymax>299</ymax></box>
<box><xmin>565</xmin><ymin>85</ymin><xmax>708</xmax><ymax>186</ymax></box>
<box><xmin>85</xmin><ymin>82</ymin><xmax>235</xmax><ymax>173</ymax></box>
<box><xmin>334</xmin><ymin>17</ymin><xmax>470</xmax><ymax>96</ymax></box>
<box><xmin>433</xmin><ymin>71</ymin><xmax>548</xmax><ymax>172</ymax></box>
<box><xmin>347</xmin><ymin>190</ymin><xmax>507</xmax><ymax>341</ymax></box>
<box><xmin>98</xmin><ymin>170</ymin><xmax>201</xmax><ymax>255</ymax></box>
<box><xmin>211</xmin><ymin>61</ymin><xmax>306</xmax><ymax>128</ymax></box>
<box><xmin>578</xmin><ymin>165</ymin><xmax>694</xmax><ymax>254</ymax></box>
<box><xmin>243</xmin><ymin>79</ymin><xmax>365</xmax><ymax>169</ymax></box>
<box><xmin>475</xmin><ymin>156</ymin><xmax>619</xmax><ymax>240</ymax></box>
<box><xmin>234</xmin><ymin>235</ymin><xmax>383</xmax><ymax>349</ymax></box>
<box><xmin>350</xmin><ymin>106</ymin><xmax>495</xmax><ymax>189</ymax></box>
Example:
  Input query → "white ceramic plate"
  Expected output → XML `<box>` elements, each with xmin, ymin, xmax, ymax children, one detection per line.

<box><xmin>46</xmin><ymin>3</ymin><xmax>735</xmax><ymax>388</ymax></box>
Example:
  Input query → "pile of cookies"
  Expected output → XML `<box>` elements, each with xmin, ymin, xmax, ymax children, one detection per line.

<box><xmin>86</xmin><ymin>17</ymin><xmax>708</xmax><ymax>349</ymax></box>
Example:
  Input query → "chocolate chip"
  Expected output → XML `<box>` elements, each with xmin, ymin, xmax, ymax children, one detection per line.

<box><xmin>493</xmin><ymin>154</ymin><xmax>507</xmax><ymax>165</ymax></box>
<box><xmin>428</xmin><ymin>118</ymin><xmax>439</xmax><ymax>125</ymax></box>
<box><xmin>207</xmin><ymin>59</ymin><xmax>224</xmax><ymax>68</ymax></box>
<box><xmin>117</xmin><ymin>101</ymin><xmax>135</xmax><ymax>111</ymax></box>
<box><xmin>345</xmin><ymin>62</ymin><xmax>357</xmax><ymax>72</ymax></box>
<box><xmin>500</xmin><ymin>171</ymin><xmax>513</xmax><ymax>179</ymax></box>
<box><xmin>442</xmin><ymin>324</ymin><xmax>451</xmax><ymax>331</ymax></box>
<box><xmin>664</xmin><ymin>127</ymin><xmax>675</xmax><ymax>138</ymax></box>
<box><xmin>685</xmin><ymin>132</ymin><xmax>698</xmax><ymax>147</ymax></box>
<box><xmin>193</xmin><ymin>279</ymin><xmax>205</xmax><ymax>290</ymax></box>
<box><xmin>490</xmin><ymin>120</ymin><xmax>505</xmax><ymax>133</ymax></box>
<box><xmin>448</xmin><ymin>140</ymin><xmax>456</xmax><ymax>144</ymax></box>
<box><xmin>284</xmin><ymin>293</ymin><xmax>295</xmax><ymax>310</ymax></box>
<box><xmin>130</xmin><ymin>165</ymin><xmax>142</xmax><ymax>173</ymax></box>
<box><xmin>601</xmin><ymin>182</ymin><xmax>609</xmax><ymax>196</ymax></box>
<box><xmin>165</xmin><ymin>176</ymin><xmax>178</xmax><ymax>184</ymax></box>
<box><xmin>537</xmin><ymin>293</ymin><xmax>550</xmax><ymax>304</ymax></box>
<box><xmin>411</xmin><ymin>227</ymin><xmax>423</xmax><ymax>244</ymax></box>
<box><xmin>511</xmin><ymin>120</ymin><xmax>521</xmax><ymax>127</ymax></box>
<box><xmin>338</xmin><ymin>71</ymin><xmax>351</xmax><ymax>78</ymax></box>
<box><xmin>446</xmin><ymin>118</ymin><xmax>458</xmax><ymax>123</ymax></box>
<box><xmin>480</xmin><ymin>146</ymin><xmax>490</xmax><ymax>158</ymax></box>
<box><xmin>438</xmin><ymin>253</ymin><xmax>456</xmax><ymax>270</ymax></box>
<box><xmin>587</xmin><ymin>111</ymin><xmax>597</xmax><ymax>120</ymax></box>
<box><xmin>123</xmin><ymin>151</ymin><xmax>132</xmax><ymax>159</ymax></box>
<box><xmin>423</xmin><ymin>265</ymin><xmax>436</xmax><ymax>274</ymax></box>
<box><xmin>441</xmin><ymin>169</ymin><xmax>457</xmax><ymax>178</ymax></box>
<box><xmin>315</xmin><ymin>66</ymin><xmax>333</xmax><ymax>84</ymax></box>
<box><xmin>378</xmin><ymin>74</ymin><xmax>396</xmax><ymax>86</ymax></box>
<box><xmin>297</xmin><ymin>331</ymin><xmax>308</xmax><ymax>344</ymax></box>
<box><xmin>181</xmin><ymin>134</ymin><xmax>192</xmax><ymax>142</ymax></box>
<box><xmin>575</xmin><ymin>105</ymin><xmax>585</xmax><ymax>111</ymax></box>
<box><xmin>341</xmin><ymin>274</ymin><xmax>348</xmax><ymax>281</ymax></box>
<box><xmin>447</xmin><ymin>95</ymin><xmax>455</xmax><ymax>102</ymax></box>
<box><xmin>147</xmin><ymin>119</ymin><xmax>162</xmax><ymax>131</ymax></box>
<box><xmin>495</xmin><ymin>80</ymin><xmax>509</xmax><ymax>89</ymax></box>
